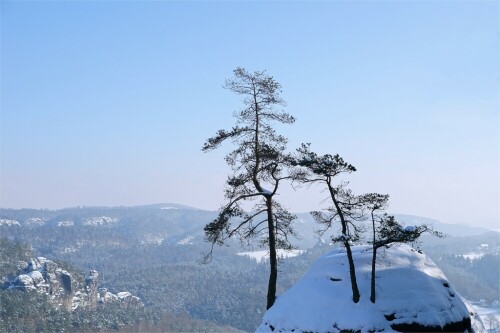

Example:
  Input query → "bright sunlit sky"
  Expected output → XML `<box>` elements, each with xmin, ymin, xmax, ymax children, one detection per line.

<box><xmin>1</xmin><ymin>1</ymin><xmax>499</xmax><ymax>229</ymax></box>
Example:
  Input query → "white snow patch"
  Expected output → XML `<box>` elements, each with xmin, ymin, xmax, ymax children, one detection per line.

<box><xmin>57</xmin><ymin>220</ymin><xmax>74</xmax><ymax>227</ymax></box>
<box><xmin>0</xmin><ymin>219</ymin><xmax>20</xmax><ymax>226</ymax></box>
<box><xmin>25</xmin><ymin>218</ymin><xmax>46</xmax><ymax>226</ymax></box>
<box><xmin>462</xmin><ymin>252</ymin><xmax>485</xmax><ymax>260</ymax></box>
<box><xmin>117</xmin><ymin>291</ymin><xmax>132</xmax><ymax>299</ymax></box>
<box><xmin>161</xmin><ymin>207</ymin><xmax>178</xmax><ymax>210</ymax></box>
<box><xmin>141</xmin><ymin>233</ymin><xmax>167</xmax><ymax>245</ymax></box>
<box><xmin>472</xmin><ymin>303</ymin><xmax>500</xmax><ymax>327</ymax></box>
<box><xmin>177</xmin><ymin>236</ymin><xmax>195</xmax><ymax>245</ymax></box>
<box><xmin>257</xmin><ymin>244</ymin><xmax>482</xmax><ymax>332</ymax></box>
<box><xmin>238</xmin><ymin>249</ymin><xmax>304</xmax><ymax>263</ymax></box>
<box><xmin>83</xmin><ymin>216</ymin><xmax>117</xmax><ymax>226</ymax></box>
<box><xmin>63</xmin><ymin>247</ymin><xmax>78</xmax><ymax>253</ymax></box>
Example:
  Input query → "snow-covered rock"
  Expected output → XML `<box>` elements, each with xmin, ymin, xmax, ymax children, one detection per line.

<box><xmin>3</xmin><ymin>258</ymin><xmax>142</xmax><ymax>312</ymax></box>
<box><xmin>27</xmin><ymin>270</ymin><xmax>44</xmax><ymax>286</ymax></box>
<box><xmin>98</xmin><ymin>289</ymin><xmax>144</xmax><ymax>308</ymax></box>
<box><xmin>257</xmin><ymin>244</ymin><xmax>483</xmax><ymax>332</ymax></box>
<box><xmin>12</xmin><ymin>274</ymin><xmax>36</xmax><ymax>290</ymax></box>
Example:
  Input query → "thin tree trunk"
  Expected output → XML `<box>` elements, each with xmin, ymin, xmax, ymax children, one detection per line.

<box><xmin>371</xmin><ymin>248</ymin><xmax>377</xmax><ymax>303</ymax></box>
<box><xmin>327</xmin><ymin>179</ymin><xmax>360</xmax><ymax>303</ymax></box>
<box><xmin>371</xmin><ymin>211</ymin><xmax>376</xmax><ymax>303</ymax></box>
<box><xmin>266</xmin><ymin>197</ymin><xmax>278</xmax><ymax>309</ymax></box>
<box><xmin>344</xmin><ymin>241</ymin><xmax>360</xmax><ymax>303</ymax></box>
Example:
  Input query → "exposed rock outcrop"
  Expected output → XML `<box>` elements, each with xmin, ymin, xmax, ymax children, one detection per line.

<box><xmin>5</xmin><ymin>257</ymin><xmax>143</xmax><ymax>312</ymax></box>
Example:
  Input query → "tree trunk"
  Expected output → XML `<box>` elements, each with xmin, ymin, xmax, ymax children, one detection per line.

<box><xmin>371</xmin><ymin>211</ymin><xmax>376</xmax><ymax>303</ymax></box>
<box><xmin>266</xmin><ymin>197</ymin><xmax>278</xmax><ymax>309</ymax></box>
<box><xmin>327</xmin><ymin>180</ymin><xmax>360</xmax><ymax>303</ymax></box>
<box><xmin>370</xmin><ymin>248</ymin><xmax>377</xmax><ymax>303</ymax></box>
<box><xmin>344</xmin><ymin>241</ymin><xmax>360</xmax><ymax>303</ymax></box>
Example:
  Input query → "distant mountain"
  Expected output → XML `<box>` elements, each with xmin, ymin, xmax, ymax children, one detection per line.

<box><xmin>133</xmin><ymin>203</ymin><xmax>202</xmax><ymax>210</ymax></box>
<box><xmin>0</xmin><ymin>204</ymin><xmax>495</xmax><ymax>251</ymax></box>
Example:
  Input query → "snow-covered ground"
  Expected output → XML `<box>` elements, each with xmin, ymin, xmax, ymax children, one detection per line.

<box><xmin>238</xmin><ymin>249</ymin><xmax>304</xmax><ymax>263</ymax></box>
<box><xmin>257</xmin><ymin>244</ymin><xmax>483</xmax><ymax>332</ymax></box>
<box><xmin>473</xmin><ymin>304</ymin><xmax>500</xmax><ymax>330</ymax></box>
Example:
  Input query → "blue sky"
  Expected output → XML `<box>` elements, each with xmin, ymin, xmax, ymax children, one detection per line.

<box><xmin>1</xmin><ymin>1</ymin><xmax>498</xmax><ymax>228</ymax></box>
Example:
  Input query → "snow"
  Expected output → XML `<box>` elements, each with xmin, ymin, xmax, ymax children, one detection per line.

<box><xmin>57</xmin><ymin>220</ymin><xmax>74</xmax><ymax>227</ymax></box>
<box><xmin>25</xmin><ymin>217</ymin><xmax>46</xmax><ymax>226</ymax></box>
<box><xmin>161</xmin><ymin>206</ymin><xmax>178</xmax><ymax>210</ymax></box>
<box><xmin>257</xmin><ymin>244</ymin><xmax>482</xmax><ymax>332</ymax></box>
<box><xmin>28</xmin><ymin>270</ymin><xmax>44</xmax><ymax>285</ymax></box>
<box><xmin>63</xmin><ymin>247</ymin><xmax>78</xmax><ymax>253</ymax></box>
<box><xmin>462</xmin><ymin>252</ymin><xmax>485</xmax><ymax>260</ymax></box>
<box><xmin>238</xmin><ymin>249</ymin><xmax>304</xmax><ymax>263</ymax></box>
<box><xmin>472</xmin><ymin>303</ymin><xmax>500</xmax><ymax>328</ymax></box>
<box><xmin>404</xmin><ymin>225</ymin><xmax>416</xmax><ymax>232</ymax></box>
<box><xmin>117</xmin><ymin>291</ymin><xmax>132</xmax><ymax>299</ymax></box>
<box><xmin>0</xmin><ymin>219</ymin><xmax>20</xmax><ymax>226</ymax></box>
<box><xmin>83</xmin><ymin>216</ymin><xmax>118</xmax><ymax>226</ymax></box>
<box><xmin>141</xmin><ymin>233</ymin><xmax>167</xmax><ymax>245</ymax></box>
<box><xmin>177</xmin><ymin>236</ymin><xmax>195</xmax><ymax>245</ymax></box>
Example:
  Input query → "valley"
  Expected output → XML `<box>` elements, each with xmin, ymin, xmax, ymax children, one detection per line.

<box><xmin>0</xmin><ymin>204</ymin><xmax>498</xmax><ymax>332</ymax></box>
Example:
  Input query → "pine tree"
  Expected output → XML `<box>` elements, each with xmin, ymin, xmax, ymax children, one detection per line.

<box><xmin>367</xmin><ymin>213</ymin><xmax>443</xmax><ymax>302</ymax></box>
<box><xmin>293</xmin><ymin>143</ymin><xmax>364</xmax><ymax>303</ymax></box>
<box><xmin>202</xmin><ymin>68</ymin><xmax>296</xmax><ymax>309</ymax></box>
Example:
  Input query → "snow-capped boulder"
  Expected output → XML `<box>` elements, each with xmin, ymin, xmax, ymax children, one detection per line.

<box><xmin>98</xmin><ymin>289</ymin><xmax>144</xmax><ymax>308</ymax></box>
<box><xmin>257</xmin><ymin>244</ymin><xmax>483</xmax><ymax>332</ymax></box>
<box><xmin>12</xmin><ymin>274</ymin><xmax>35</xmax><ymax>291</ymax></box>
<box><xmin>27</xmin><ymin>270</ymin><xmax>44</xmax><ymax>286</ymax></box>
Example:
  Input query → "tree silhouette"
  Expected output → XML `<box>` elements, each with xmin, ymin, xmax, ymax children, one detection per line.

<box><xmin>293</xmin><ymin>143</ymin><xmax>363</xmax><ymax>303</ymax></box>
<box><xmin>202</xmin><ymin>68</ymin><xmax>296</xmax><ymax>309</ymax></box>
<box><xmin>367</xmin><ymin>212</ymin><xmax>443</xmax><ymax>302</ymax></box>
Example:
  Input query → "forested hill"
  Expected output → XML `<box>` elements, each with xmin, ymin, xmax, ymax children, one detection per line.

<box><xmin>0</xmin><ymin>205</ymin><xmax>498</xmax><ymax>332</ymax></box>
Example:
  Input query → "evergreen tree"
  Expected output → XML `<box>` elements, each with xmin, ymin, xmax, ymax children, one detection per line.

<box><xmin>368</xmin><ymin>213</ymin><xmax>442</xmax><ymax>302</ymax></box>
<box><xmin>202</xmin><ymin>67</ymin><xmax>296</xmax><ymax>309</ymax></box>
<box><xmin>293</xmin><ymin>143</ymin><xmax>364</xmax><ymax>303</ymax></box>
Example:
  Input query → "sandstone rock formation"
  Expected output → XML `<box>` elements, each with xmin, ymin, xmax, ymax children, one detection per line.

<box><xmin>5</xmin><ymin>257</ymin><xmax>143</xmax><ymax>312</ymax></box>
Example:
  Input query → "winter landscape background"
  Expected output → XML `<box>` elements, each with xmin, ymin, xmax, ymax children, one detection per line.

<box><xmin>1</xmin><ymin>1</ymin><xmax>498</xmax><ymax>332</ymax></box>
<box><xmin>1</xmin><ymin>204</ymin><xmax>499</xmax><ymax>331</ymax></box>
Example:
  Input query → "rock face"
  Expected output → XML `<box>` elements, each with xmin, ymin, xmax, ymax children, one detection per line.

<box><xmin>257</xmin><ymin>244</ymin><xmax>484</xmax><ymax>333</ymax></box>
<box><xmin>5</xmin><ymin>257</ymin><xmax>143</xmax><ymax>312</ymax></box>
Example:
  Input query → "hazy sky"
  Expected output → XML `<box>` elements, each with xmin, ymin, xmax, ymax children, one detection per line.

<box><xmin>1</xmin><ymin>1</ymin><xmax>499</xmax><ymax>229</ymax></box>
